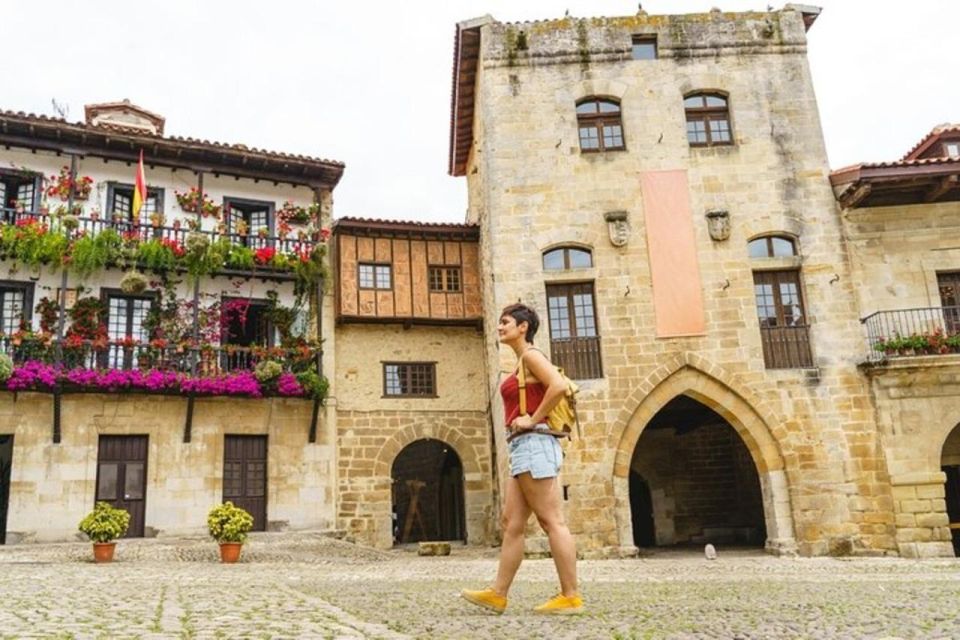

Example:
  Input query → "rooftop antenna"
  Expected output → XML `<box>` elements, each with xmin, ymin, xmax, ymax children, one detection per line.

<box><xmin>51</xmin><ymin>98</ymin><xmax>69</xmax><ymax>120</ymax></box>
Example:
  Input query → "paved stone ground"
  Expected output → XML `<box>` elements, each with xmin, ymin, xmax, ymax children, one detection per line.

<box><xmin>1</xmin><ymin>533</ymin><xmax>958</xmax><ymax>639</ymax></box>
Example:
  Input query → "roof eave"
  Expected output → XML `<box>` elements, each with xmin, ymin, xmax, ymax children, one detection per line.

<box><xmin>0</xmin><ymin>112</ymin><xmax>345</xmax><ymax>189</ymax></box>
<box><xmin>448</xmin><ymin>16</ymin><xmax>491</xmax><ymax>178</ymax></box>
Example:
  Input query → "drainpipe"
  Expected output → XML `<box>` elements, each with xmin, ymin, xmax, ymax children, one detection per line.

<box><xmin>52</xmin><ymin>153</ymin><xmax>79</xmax><ymax>444</ymax></box>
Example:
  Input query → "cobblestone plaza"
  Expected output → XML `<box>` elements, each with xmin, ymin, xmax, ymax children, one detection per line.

<box><xmin>1</xmin><ymin>533</ymin><xmax>958</xmax><ymax>639</ymax></box>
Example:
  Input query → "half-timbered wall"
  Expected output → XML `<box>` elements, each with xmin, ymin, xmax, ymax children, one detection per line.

<box><xmin>336</xmin><ymin>232</ymin><xmax>482</xmax><ymax>324</ymax></box>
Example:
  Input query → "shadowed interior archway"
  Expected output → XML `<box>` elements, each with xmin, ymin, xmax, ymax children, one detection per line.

<box><xmin>611</xmin><ymin>363</ymin><xmax>797</xmax><ymax>555</ymax></box>
<box><xmin>391</xmin><ymin>439</ymin><xmax>466</xmax><ymax>544</ymax></box>
<box><xmin>940</xmin><ymin>422</ymin><xmax>960</xmax><ymax>556</ymax></box>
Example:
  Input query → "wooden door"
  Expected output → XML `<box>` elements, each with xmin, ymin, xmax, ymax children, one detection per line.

<box><xmin>0</xmin><ymin>435</ymin><xmax>12</xmax><ymax>545</ymax></box>
<box><xmin>95</xmin><ymin>436</ymin><xmax>148</xmax><ymax>538</ymax></box>
<box><xmin>223</xmin><ymin>436</ymin><xmax>267</xmax><ymax>531</ymax></box>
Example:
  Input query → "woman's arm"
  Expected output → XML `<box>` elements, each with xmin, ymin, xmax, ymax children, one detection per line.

<box><xmin>511</xmin><ymin>349</ymin><xmax>567</xmax><ymax>430</ymax></box>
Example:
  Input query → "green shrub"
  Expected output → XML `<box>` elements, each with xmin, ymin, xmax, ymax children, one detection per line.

<box><xmin>136</xmin><ymin>239</ymin><xmax>178</xmax><ymax>273</ymax></box>
<box><xmin>70</xmin><ymin>229</ymin><xmax>122</xmax><ymax>278</ymax></box>
<box><xmin>0</xmin><ymin>353</ymin><xmax>13</xmax><ymax>382</ymax></box>
<box><xmin>253</xmin><ymin>359</ymin><xmax>282</xmax><ymax>382</ymax></box>
<box><xmin>78</xmin><ymin>502</ymin><xmax>131</xmax><ymax>543</ymax></box>
<box><xmin>296</xmin><ymin>368</ymin><xmax>330</xmax><ymax>403</ymax></box>
<box><xmin>207</xmin><ymin>501</ymin><xmax>254</xmax><ymax>543</ymax></box>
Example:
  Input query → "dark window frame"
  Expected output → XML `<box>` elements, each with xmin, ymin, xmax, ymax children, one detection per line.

<box><xmin>382</xmin><ymin>362</ymin><xmax>437</xmax><ymax>398</ymax></box>
<box><xmin>223</xmin><ymin>197</ymin><xmax>275</xmax><ymax>248</ymax></box>
<box><xmin>684</xmin><ymin>92</ymin><xmax>734</xmax><ymax>147</ymax></box>
<box><xmin>105</xmin><ymin>182</ymin><xmax>164</xmax><ymax>224</ymax></box>
<box><xmin>100</xmin><ymin>288</ymin><xmax>158</xmax><ymax>369</ymax></box>
<box><xmin>0</xmin><ymin>168</ymin><xmax>42</xmax><ymax>213</ymax></box>
<box><xmin>937</xmin><ymin>271</ymin><xmax>960</xmax><ymax>334</ymax></box>
<box><xmin>0</xmin><ymin>280</ymin><xmax>34</xmax><ymax>335</ymax></box>
<box><xmin>752</xmin><ymin>269</ymin><xmax>814</xmax><ymax>369</ymax></box>
<box><xmin>748</xmin><ymin>235</ymin><xmax>798</xmax><ymax>259</ymax></box>
<box><xmin>542</xmin><ymin>246</ymin><xmax>594</xmax><ymax>270</ymax></box>
<box><xmin>576</xmin><ymin>97</ymin><xmax>626</xmax><ymax>153</ymax></box>
<box><xmin>545</xmin><ymin>281</ymin><xmax>604</xmax><ymax>380</ymax></box>
<box><xmin>220</xmin><ymin>296</ymin><xmax>276</xmax><ymax>349</ymax></box>
<box><xmin>428</xmin><ymin>265</ymin><xmax>462</xmax><ymax>292</ymax></box>
<box><xmin>631</xmin><ymin>35</ymin><xmax>658</xmax><ymax>60</ymax></box>
<box><xmin>358</xmin><ymin>262</ymin><xmax>393</xmax><ymax>290</ymax></box>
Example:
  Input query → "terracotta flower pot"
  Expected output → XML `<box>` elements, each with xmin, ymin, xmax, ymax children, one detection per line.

<box><xmin>93</xmin><ymin>542</ymin><xmax>116</xmax><ymax>563</ymax></box>
<box><xmin>219</xmin><ymin>542</ymin><xmax>243</xmax><ymax>563</ymax></box>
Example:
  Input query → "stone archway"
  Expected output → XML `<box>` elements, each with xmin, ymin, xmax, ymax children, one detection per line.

<box><xmin>610</xmin><ymin>362</ymin><xmax>797</xmax><ymax>555</ymax></box>
<box><xmin>357</xmin><ymin>422</ymin><xmax>488</xmax><ymax>549</ymax></box>
<box><xmin>940</xmin><ymin>422</ymin><xmax>960</xmax><ymax>556</ymax></box>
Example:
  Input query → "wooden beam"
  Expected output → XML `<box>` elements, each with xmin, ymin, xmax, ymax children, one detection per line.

<box><xmin>839</xmin><ymin>182</ymin><xmax>872</xmax><ymax>209</ymax></box>
<box><xmin>925</xmin><ymin>175</ymin><xmax>959</xmax><ymax>202</ymax></box>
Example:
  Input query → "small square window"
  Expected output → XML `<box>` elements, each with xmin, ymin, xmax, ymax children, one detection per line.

<box><xmin>631</xmin><ymin>36</ymin><xmax>657</xmax><ymax>60</ymax></box>
<box><xmin>359</xmin><ymin>263</ymin><xmax>392</xmax><ymax>290</ymax></box>
<box><xmin>428</xmin><ymin>266</ymin><xmax>462</xmax><ymax>292</ymax></box>
<box><xmin>946</xmin><ymin>142</ymin><xmax>960</xmax><ymax>159</ymax></box>
<box><xmin>383</xmin><ymin>363</ymin><xmax>436</xmax><ymax>397</ymax></box>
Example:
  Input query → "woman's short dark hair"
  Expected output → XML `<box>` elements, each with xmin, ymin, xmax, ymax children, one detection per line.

<box><xmin>500</xmin><ymin>303</ymin><xmax>540</xmax><ymax>343</ymax></box>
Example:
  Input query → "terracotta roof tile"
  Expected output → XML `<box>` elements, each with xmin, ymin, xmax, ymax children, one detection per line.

<box><xmin>0</xmin><ymin>108</ymin><xmax>344</xmax><ymax>168</ymax></box>
<box><xmin>901</xmin><ymin>123</ymin><xmax>960</xmax><ymax>161</ymax></box>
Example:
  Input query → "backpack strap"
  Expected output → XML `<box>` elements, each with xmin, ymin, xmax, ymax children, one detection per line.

<box><xmin>516</xmin><ymin>351</ymin><xmax>527</xmax><ymax>416</ymax></box>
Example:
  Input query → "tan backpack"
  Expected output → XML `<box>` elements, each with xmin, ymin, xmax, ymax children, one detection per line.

<box><xmin>517</xmin><ymin>350</ymin><xmax>580</xmax><ymax>438</ymax></box>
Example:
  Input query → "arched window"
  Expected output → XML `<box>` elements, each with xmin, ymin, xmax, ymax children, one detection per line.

<box><xmin>576</xmin><ymin>98</ymin><xmax>625</xmax><ymax>152</ymax></box>
<box><xmin>543</xmin><ymin>246</ymin><xmax>593</xmax><ymax>270</ymax></box>
<box><xmin>684</xmin><ymin>92</ymin><xmax>732</xmax><ymax>147</ymax></box>
<box><xmin>748</xmin><ymin>235</ymin><xmax>797</xmax><ymax>258</ymax></box>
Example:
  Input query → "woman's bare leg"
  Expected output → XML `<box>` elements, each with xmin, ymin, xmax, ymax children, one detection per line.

<box><xmin>491</xmin><ymin>477</ymin><xmax>531</xmax><ymax>596</ymax></box>
<box><xmin>517</xmin><ymin>474</ymin><xmax>578</xmax><ymax>596</ymax></box>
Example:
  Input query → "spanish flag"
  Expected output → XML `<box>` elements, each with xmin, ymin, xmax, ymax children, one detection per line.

<box><xmin>132</xmin><ymin>149</ymin><xmax>147</xmax><ymax>222</ymax></box>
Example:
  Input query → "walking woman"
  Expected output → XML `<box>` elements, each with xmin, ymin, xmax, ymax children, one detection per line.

<box><xmin>461</xmin><ymin>303</ymin><xmax>582</xmax><ymax>615</ymax></box>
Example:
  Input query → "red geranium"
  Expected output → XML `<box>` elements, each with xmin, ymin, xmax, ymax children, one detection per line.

<box><xmin>254</xmin><ymin>246</ymin><xmax>276</xmax><ymax>265</ymax></box>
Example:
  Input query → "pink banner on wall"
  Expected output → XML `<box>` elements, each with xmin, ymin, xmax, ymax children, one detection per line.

<box><xmin>639</xmin><ymin>170</ymin><xmax>706</xmax><ymax>337</ymax></box>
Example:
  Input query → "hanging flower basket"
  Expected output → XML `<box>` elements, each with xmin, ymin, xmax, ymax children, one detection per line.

<box><xmin>175</xmin><ymin>188</ymin><xmax>222</xmax><ymax>218</ymax></box>
<box><xmin>277</xmin><ymin>200</ymin><xmax>314</xmax><ymax>225</ymax></box>
<box><xmin>46</xmin><ymin>166</ymin><xmax>93</xmax><ymax>201</ymax></box>
<box><xmin>120</xmin><ymin>270</ymin><xmax>149</xmax><ymax>294</ymax></box>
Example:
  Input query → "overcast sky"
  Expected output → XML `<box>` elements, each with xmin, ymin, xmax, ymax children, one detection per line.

<box><xmin>3</xmin><ymin>1</ymin><xmax>957</xmax><ymax>223</ymax></box>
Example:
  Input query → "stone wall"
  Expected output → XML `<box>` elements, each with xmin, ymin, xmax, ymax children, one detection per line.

<box><xmin>464</xmin><ymin>9</ymin><xmax>895</xmax><ymax>556</ymax></box>
<box><xmin>332</xmin><ymin>325</ymin><xmax>493</xmax><ymax>548</ymax></box>
<box><xmin>840</xmin><ymin>201</ymin><xmax>960</xmax><ymax>316</ymax></box>
<box><xmin>861</xmin><ymin>359</ymin><xmax>960</xmax><ymax>557</ymax></box>
<box><xmin>1</xmin><ymin>393</ymin><xmax>336</xmax><ymax>543</ymax></box>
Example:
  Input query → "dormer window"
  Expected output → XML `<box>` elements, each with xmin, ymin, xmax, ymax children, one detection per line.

<box><xmin>945</xmin><ymin>142</ymin><xmax>960</xmax><ymax>159</ymax></box>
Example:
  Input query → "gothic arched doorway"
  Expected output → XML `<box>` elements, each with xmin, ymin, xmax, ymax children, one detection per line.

<box><xmin>629</xmin><ymin>395</ymin><xmax>766</xmax><ymax>548</ymax></box>
<box><xmin>941</xmin><ymin>423</ymin><xmax>960</xmax><ymax>556</ymax></box>
<box><xmin>391</xmin><ymin>439</ymin><xmax>466</xmax><ymax>545</ymax></box>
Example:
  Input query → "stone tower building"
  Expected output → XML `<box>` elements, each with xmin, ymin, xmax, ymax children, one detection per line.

<box><xmin>449</xmin><ymin>6</ymin><xmax>907</xmax><ymax>556</ymax></box>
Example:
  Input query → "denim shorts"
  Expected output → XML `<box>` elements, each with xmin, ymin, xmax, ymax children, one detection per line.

<box><xmin>508</xmin><ymin>430</ymin><xmax>563</xmax><ymax>479</ymax></box>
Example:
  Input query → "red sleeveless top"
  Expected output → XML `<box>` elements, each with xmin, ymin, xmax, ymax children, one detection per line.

<box><xmin>500</xmin><ymin>371</ymin><xmax>546</xmax><ymax>427</ymax></box>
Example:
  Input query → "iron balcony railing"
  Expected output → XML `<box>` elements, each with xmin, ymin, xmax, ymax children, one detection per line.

<box><xmin>0</xmin><ymin>336</ymin><xmax>317</xmax><ymax>376</ymax></box>
<box><xmin>550</xmin><ymin>336</ymin><xmax>603</xmax><ymax>380</ymax></box>
<box><xmin>758</xmin><ymin>323</ymin><xmax>814</xmax><ymax>369</ymax></box>
<box><xmin>0</xmin><ymin>207</ymin><xmax>320</xmax><ymax>268</ymax></box>
<box><xmin>861</xmin><ymin>306</ymin><xmax>960</xmax><ymax>361</ymax></box>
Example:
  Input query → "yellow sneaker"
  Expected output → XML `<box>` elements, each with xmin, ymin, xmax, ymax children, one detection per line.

<box><xmin>533</xmin><ymin>593</ymin><xmax>583</xmax><ymax>615</ymax></box>
<box><xmin>460</xmin><ymin>588</ymin><xmax>507</xmax><ymax>614</ymax></box>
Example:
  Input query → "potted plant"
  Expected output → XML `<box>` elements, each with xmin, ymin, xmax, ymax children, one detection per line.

<box><xmin>78</xmin><ymin>501</ymin><xmax>131</xmax><ymax>563</ymax></box>
<box><xmin>207</xmin><ymin>501</ymin><xmax>254</xmax><ymax>563</ymax></box>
